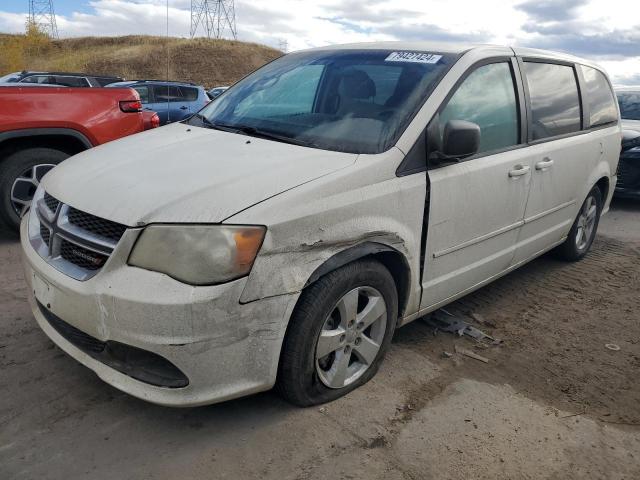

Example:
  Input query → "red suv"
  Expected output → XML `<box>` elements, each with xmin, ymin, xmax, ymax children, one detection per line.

<box><xmin>0</xmin><ymin>85</ymin><xmax>157</xmax><ymax>231</ymax></box>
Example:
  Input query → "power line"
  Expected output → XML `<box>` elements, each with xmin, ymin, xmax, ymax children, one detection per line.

<box><xmin>28</xmin><ymin>0</ymin><xmax>59</xmax><ymax>38</ymax></box>
<box><xmin>190</xmin><ymin>0</ymin><xmax>237</xmax><ymax>40</ymax></box>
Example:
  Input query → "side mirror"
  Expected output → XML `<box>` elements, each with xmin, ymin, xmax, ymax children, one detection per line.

<box><xmin>621</xmin><ymin>129</ymin><xmax>640</xmax><ymax>152</ymax></box>
<box><xmin>442</xmin><ymin>120</ymin><xmax>481</xmax><ymax>158</ymax></box>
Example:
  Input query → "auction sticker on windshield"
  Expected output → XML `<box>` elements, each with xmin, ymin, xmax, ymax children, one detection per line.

<box><xmin>385</xmin><ymin>52</ymin><xmax>442</xmax><ymax>64</ymax></box>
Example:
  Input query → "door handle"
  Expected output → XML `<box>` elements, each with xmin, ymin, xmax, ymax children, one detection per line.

<box><xmin>508</xmin><ymin>165</ymin><xmax>531</xmax><ymax>178</ymax></box>
<box><xmin>535</xmin><ymin>158</ymin><xmax>554</xmax><ymax>170</ymax></box>
<box><xmin>179</xmin><ymin>106</ymin><xmax>188</xmax><ymax>110</ymax></box>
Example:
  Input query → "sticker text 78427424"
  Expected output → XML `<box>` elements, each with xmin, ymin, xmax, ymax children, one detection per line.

<box><xmin>385</xmin><ymin>52</ymin><xmax>443</xmax><ymax>64</ymax></box>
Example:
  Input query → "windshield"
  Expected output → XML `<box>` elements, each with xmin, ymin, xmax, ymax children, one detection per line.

<box><xmin>191</xmin><ymin>49</ymin><xmax>457</xmax><ymax>154</ymax></box>
<box><xmin>618</xmin><ymin>92</ymin><xmax>640</xmax><ymax>120</ymax></box>
<box><xmin>0</xmin><ymin>72</ymin><xmax>21</xmax><ymax>83</ymax></box>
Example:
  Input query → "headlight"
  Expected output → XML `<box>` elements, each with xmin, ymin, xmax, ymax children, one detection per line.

<box><xmin>128</xmin><ymin>225</ymin><xmax>266</xmax><ymax>285</ymax></box>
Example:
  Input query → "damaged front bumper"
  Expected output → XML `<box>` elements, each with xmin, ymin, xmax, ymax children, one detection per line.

<box><xmin>20</xmin><ymin>216</ymin><xmax>297</xmax><ymax>407</ymax></box>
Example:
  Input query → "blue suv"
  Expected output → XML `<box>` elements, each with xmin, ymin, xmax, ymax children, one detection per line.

<box><xmin>107</xmin><ymin>80</ymin><xmax>209</xmax><ymax>125</ymax></box>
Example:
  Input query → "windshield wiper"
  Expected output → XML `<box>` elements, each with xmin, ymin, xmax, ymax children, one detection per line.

<box><xmin>221</xmin><ymin>124</ymin><xmax>318</xmax><ymax>148</ymax></box>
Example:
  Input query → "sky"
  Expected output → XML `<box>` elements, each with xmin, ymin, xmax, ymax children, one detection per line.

<box><xmin>0</xmin><ymin>0</ymin><xmax>638</xmax><ymax>85</ymax></box>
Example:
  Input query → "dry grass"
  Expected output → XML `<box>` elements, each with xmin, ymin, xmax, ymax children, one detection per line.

<box><xmin>0</xmin><ymin>33</ymin><xmax>282</xmax><ymax>88</ymax></box>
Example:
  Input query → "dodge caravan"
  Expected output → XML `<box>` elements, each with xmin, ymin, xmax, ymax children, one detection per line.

<box><xmin>21</xmin><ymin>43</ymin><xmax>621</xmax><ymax>407</ymax></box>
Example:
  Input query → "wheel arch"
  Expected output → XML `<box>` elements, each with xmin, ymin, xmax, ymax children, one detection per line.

<box><xmin>595</xmin><ymin>176</ymin><xmax>609</xmax><ymax>200</ymax></box>
<box><xmin>0</xmin><ymin>128</ymin><xmax>93</xmax><ymax>160</ymax></box>
<box><xmin>303</xmin><ymin>241</ymin><xmax>411</xmax><ymax>317</ymax></box>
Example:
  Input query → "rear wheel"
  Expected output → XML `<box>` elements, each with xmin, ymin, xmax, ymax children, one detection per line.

<box><xmin>277</xmin><ymin>259</ymin><xmax>398</xmax><ymax>407</ymax></box>
<box><xmin>0</xmin><ymin>148</ymin><xmax>68</xmax><ymax>231</ymax></box>
<box><xmin>555</xmin><ymin>186</ymin><xmax>602</xmax><ymax>261</ymax></box>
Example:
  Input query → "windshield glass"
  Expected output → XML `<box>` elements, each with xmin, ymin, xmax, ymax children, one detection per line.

<box><xmin>192</xmin><ymin>49</ymin><xmax>457</xmax><ymax>154</ymax></box>
<box><xmin>618</xmin><ymin>92</ymin><xmax>640</xmax><ymax>120</ymax></box>
<box><xmin>0</xmin><ymin>72</ymin><xmax>21</xmax><ymax>83</ymax></box>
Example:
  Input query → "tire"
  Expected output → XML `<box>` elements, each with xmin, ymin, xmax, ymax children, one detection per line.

<box><xmin>277</xmin><ymin>259</ymin><xmax>398</xmax><ymax>407</ymax></box>
<box><xmin>0</xmin><ymin>147</ymin><xmax>69</xmax><ymax>232</ymax></box>
<box><xmin>555</xmin><ymin>186</ymin><xmax>603</xmax><ymax>261</ymax></box>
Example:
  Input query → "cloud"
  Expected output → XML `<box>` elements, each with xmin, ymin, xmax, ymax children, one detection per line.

<box><xmin>0</xmin><ymin>0</ymin><xmax>638</xmax><ymax>84</ymax></box>
<box><xmin>515</xmin><ymin>0</ymin><xmax>588</xmax><ymax>22</ymax></box>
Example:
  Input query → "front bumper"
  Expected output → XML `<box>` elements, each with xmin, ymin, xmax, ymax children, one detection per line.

<box><xmin>20</xmin><ymin>216</ymin><xmax>297</xmax><ymax>407</ymax></box>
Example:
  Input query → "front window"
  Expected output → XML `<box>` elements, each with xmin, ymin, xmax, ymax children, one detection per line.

<box><xmin>191</xmin><ymin>49</ymin><xmax>457</xmax><ymax>154</ymax></box>
<box><xmin>617</xmin><ymin>92</ymin><xmax>640</xmax><ymax>121</ymax></box>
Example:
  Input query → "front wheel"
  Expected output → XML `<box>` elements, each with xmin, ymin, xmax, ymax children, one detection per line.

<box><xmin>277</xmin><ymin>259</ymin><xmax>398</xmax><ymax>406</ymax></box>
<box><xmin>555</xmin><ymin>186</ymin><xmax>602</xmax><ymax>261</ymax></box>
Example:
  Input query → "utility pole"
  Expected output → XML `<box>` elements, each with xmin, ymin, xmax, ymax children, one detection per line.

<box><xmin>190</xmin><ymin>0</ymin><xmax>237</xmax><ymax>40</ymax></box>
<box><xmin>28</xmin><ymin>0</ymin><xmax>59</xmax><ymax>38</ymax></box>
<box><xmin>278</xmin><ymin>39</ymin><xmax>288</xmax><ymax>53</ymax></box>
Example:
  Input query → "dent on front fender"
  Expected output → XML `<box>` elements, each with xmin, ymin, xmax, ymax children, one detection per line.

<box><xmin>239</xmin><ymin>230</ymin><xmax>409</xmax><ymax>304</ymax></box>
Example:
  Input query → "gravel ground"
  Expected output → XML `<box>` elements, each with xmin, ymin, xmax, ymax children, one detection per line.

<box><xmin>1</xmin><ymin>199</ymin><xmax>639</xmax><ymax>480</ymax></box>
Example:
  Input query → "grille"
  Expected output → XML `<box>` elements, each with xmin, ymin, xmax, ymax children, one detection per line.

<box><xmin>68</xmin><ymin>207</ymin><xmax>127</xmax><ymax>242</ymax></box>
<box><xmin>39</xmin><ymin>302</ymin><xmax>106</xmax><ymax>353</ymax></box>
<box><xmin>43</xmin><ymin>192</ymin><xmax>60</xmax><ymax>213</ymax></box>
<box><xmin>40</xmin><ymin>223</ymin><xmax>51</xmax><ymax>245</ymax></box>
<box><xmin>33</xmin><ymin>192</ymin><xmax>129</xmax><ymax>281</ymax></box>
<box><xmin>60</xmin><ymin>239</ymin><xmax>108</xmax><ymax>270</ymax></box>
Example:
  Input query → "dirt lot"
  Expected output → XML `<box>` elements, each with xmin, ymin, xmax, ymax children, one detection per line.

<box><xmin>1</xmin><ymin>199</ymin><xmax>639</xmax><ymax>480</ymax></box>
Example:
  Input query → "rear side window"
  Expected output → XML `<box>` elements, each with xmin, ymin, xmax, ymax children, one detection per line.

<box><xmin>580</xmin><ymin>66</ymin><xmax>618</xmax><ymax>127</ymax></box>
<box><xmin>180</xmin><ymin>87</ymin><xmax>199</xmax><ymax>101</ymax></box>
<box><xmin>20</xmin><ymin>75</ymin><xmax>51</xmax><ymax>84</ymax></box>
<box><xmin>133</xmin><ymin>86</ymin><xmax>150</xmax><ymax>104</ymax></box>
<box><xmin>53</xmin><ymin>76</ymin><xmax>90</xmax><ymax>87</ymax></box>
<box><xmin>154</xmin><ymin>85</ymin><xmax>184</xmax><ymax>102</ymax></box>
<box><xmin>523</xmin><ymin>62</ymin><xmax>581</xmax><ymax>140</ymax></box>
<box><xmin>439</xmin><ymin>62</ymin><xmax>519</xmax><ymax>154</ymax></box>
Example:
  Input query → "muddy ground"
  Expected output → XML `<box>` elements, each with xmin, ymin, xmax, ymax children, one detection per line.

<box><xmin>1</xmin><ymin>199</ymin><xmax>639</xmax><ymax>480</ymax></box>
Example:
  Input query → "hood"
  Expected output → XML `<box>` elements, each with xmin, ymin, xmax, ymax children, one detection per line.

<box><xmin>43</xmin><ymin>123</ymin><xmax>356</xmax><ymax>226</ymax></box>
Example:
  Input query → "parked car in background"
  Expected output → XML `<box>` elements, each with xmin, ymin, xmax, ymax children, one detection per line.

<box><xmin>615</xmin><ymin>88</ymin><xmax>640</xmax><ymax>198</ymax></box>
<box><xmin>107</xmin><ymin>80</ymin><xmax>209</xmax><ymax>125</ymax></box>
<box><xmin>0</xmin><ymin>85</ymin><xmax>155</xmax><ymax>231</ymax></box>
<box><xmin>207</xmin><ymin>86</ymin><xmax>229</xmax><ymax>100</ymax></box>
<box><xmin>21</xmin><ymin>43</ymin><xmax>620</xmax><ymax>408</ymax></box>
<box><xmin>0</xmin><ymin>71</ymin><xmax>123</xmax><ymax>87</ymax></box>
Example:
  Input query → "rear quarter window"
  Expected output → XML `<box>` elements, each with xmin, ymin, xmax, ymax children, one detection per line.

<box><xmin>580</xmin><ymin>66</ymin><xmax>618</xmax><ymax>127</ymax></box>
<box><xmin>180</xmin><ymin>87</ymin><xmax>199</xmax><ymax>101</ymax></box>
<box><xmin>523</xmin><ymin>62</ymin><xmax>582</xmax><ymax>140</ymax></box>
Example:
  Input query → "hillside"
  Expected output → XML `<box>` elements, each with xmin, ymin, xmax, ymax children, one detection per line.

<box><xmin>0</xmin><ymin>34</ymin><xmax>282</xmax><ymax>88</ymax></box>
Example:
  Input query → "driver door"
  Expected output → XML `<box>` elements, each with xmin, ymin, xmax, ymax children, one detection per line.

<box><xmin>420</xmin><ymin>59</ymin><xmax>535</xmax><ymax>309</ymax></box>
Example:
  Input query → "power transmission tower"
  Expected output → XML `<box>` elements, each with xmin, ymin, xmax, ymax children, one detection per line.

<box><xmin>190</xmin><ymin>0</ymin><xmax>237</xmax><ymax>40</ymax></box>
<box><xmin>28</xmin><ymin>0</ymin><xmax>59</xmax><ymax>38</ymax></box>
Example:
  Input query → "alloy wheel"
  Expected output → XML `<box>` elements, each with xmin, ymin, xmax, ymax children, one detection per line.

<box><xmin>575</xmin><ymin>194</ymin><xmax>597</xmax><ymax>251</ymax></box>
<box><xmin>315</xmin><ymin>286</ymin><xmax>387</xmax><ymax>389</ymax></box>
<box><xmin>10</xmin><ymin>164</ymin><xmax>56</xmax><ymax>216</ymax></box>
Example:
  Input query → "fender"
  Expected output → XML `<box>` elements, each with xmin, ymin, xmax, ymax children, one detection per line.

<box><xmin>0</xmin><ymin>128</ymin><xmax>94</xmax><ymax>150</ymax></box>
<box><xmin>304</xmin><ymin>241</ymin><xmax>408</xmax><ymax>288</ymax></box>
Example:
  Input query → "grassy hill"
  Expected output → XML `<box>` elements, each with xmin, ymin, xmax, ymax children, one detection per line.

<box><xmin>0</xmin><ymin>33</ymin><xmax>282</xmax><ymax>88</ymax></box>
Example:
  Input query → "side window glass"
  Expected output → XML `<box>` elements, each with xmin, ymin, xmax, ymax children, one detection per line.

<box><xmin>180</xmin><ymin>87</ymin><xmax>199</xmax><ymax>101</ymax></box>
<box><xmin>440</xmin><ymin>62</ymin><xmax>519</xmax><ymax>154</ymax></box>
<box><xmin>134</xmin><ymin>86</ymin><xmax>150</xmax><ymax>104</ymax></box>
<box><xmin>580</xmin><ymin>66</ymin><xmax>618</xmax><ymax>127</ymax></box>
<box><xmin>523</xmin><ymin>62</ymin><xmax>581</xmax><ymax>140</ymax></box>
<box><xmin>155</xmin><ymin>86</ymin><xmax>183</xmax><ymax>102</ymax></box>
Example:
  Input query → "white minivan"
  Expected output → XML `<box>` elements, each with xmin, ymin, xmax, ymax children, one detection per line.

<box><xmin>21</xmin><ymin>43</ymin><xmax>621</xmax><ymax>407</ymax></box>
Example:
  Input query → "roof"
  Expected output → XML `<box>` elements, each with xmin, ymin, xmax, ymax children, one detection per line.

<box><xmin>300</xmin><ymin>42</ymin><xmax>604</xmax><ymax>71</ymax></box>
<box><xmin>110</xmin><ymin>79</ymin><xmax>198</xmax><ymax>87</ymax></box>
<box><xmin>20</xmin><ymin>71</ymin><xmax>122</xmax><ymax>79</ymax></box>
